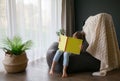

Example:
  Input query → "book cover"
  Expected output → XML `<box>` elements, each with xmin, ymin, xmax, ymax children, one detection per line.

<box><xmin>58</xmin><ymin>35</ymin><xmax>83</xmax><ymax>54</ymax></box>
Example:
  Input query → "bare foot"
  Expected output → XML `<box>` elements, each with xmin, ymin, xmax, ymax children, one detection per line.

<box><xmin>49</xmin><ymin>69</ymin><xmax>54</xmax><ymax>75</ymax></box>
<box><xmin>62</xmin><ymin>73</ymin><xmax>68</xmax><ymax>78</ymax></box>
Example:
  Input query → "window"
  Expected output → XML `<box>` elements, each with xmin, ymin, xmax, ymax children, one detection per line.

<box><xmin>0</xmin><ymin>0</ymin><xmax>62</xmax><ymax>64</ymax></box>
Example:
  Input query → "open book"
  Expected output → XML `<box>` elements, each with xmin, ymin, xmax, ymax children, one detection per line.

<box><xmin>58</xmin><ymin>35</ymin><xmax>83</xmax><ymax>55</ymax></box>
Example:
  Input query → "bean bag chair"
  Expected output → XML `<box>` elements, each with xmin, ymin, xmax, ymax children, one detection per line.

<box><xmin>46</xmin><ymin>39</ymin><xmax>100</xmax><ymax>73</ymax></box>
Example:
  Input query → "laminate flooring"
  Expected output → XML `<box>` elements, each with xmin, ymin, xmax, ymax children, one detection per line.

<box><xmin>0</xmin><ymin>58</ymin><xmax>120</xmax><ymax>81</ymax></box>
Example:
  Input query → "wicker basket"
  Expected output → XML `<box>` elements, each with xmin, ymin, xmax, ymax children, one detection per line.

<box><xmin>2</xmin><ymin>53</ymin><xmax>28</xmax><ymax>73</ymax></box>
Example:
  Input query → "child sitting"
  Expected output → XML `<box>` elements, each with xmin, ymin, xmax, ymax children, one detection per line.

<box><xmin>49</xmin><ymin>31</ymin><xmax>85</xmax><ymax>78</ymax></box>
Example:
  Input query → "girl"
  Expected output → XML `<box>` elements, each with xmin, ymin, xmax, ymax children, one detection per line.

<box><xmin>49</xmin><ymin>31</ymin><xmax>85</xmax><ymax>78</ymax></box>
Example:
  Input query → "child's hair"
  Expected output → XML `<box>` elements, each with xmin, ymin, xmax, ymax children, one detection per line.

<box><xmin>73</xmin><ymin>31</ymin><xmax>85</xmax><ymax>39</ymax></box>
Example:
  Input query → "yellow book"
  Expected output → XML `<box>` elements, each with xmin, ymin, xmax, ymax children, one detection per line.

<box><xmin>58</xmin><ymin>35</ymin><xmax>83</xmax><ymax>55</ymax></box>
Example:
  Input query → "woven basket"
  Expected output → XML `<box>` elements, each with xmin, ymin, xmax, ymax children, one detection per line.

<box><xmin>2</xmin><ymin>53</ymin><xmax>28</xmax><ymax>73</ymax></box>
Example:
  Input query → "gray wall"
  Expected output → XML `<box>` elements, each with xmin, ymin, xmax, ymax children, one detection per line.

<box><xmin>74</xmin><ymin>0</ymin><xmax>120</xmax><ymax>47</ymax></box>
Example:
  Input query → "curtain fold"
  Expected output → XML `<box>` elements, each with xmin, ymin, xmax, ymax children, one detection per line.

<box><xmin>62</xmin><ymin>0</ymin><xmax>75</xmax><ymax>36</ymax></box>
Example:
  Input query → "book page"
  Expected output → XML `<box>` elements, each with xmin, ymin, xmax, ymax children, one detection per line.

<box><xmin>58</xmin><ymin>35</ymin><xmax>67</xmax><ymax>51</ymax></box>
<box><xmin>66</xmin><ymin>37</ymin><xmax>83</xmax><ymax>54</ymax></box>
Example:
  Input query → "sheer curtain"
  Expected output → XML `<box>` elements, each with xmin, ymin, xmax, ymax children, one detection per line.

<box><xmin>0</xmin><ymin>0</ymin><xmax>62</xmax><ymax>67</ymax></box>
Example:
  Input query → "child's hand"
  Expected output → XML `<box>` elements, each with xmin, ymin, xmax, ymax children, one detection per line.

<box><xmin>80</xmin><ymin>45</ymin><xmax>83</xmax><ymax>51</ymax></box>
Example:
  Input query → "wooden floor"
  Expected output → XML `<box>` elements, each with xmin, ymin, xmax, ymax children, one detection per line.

<box><xmin>0</xmin><ymin>58</ymin><xmax>120</xmax><ymax>81</ymax></box>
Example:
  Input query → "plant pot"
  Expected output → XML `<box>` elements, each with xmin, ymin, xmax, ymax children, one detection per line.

<box><xmin>2</xmin><ymin>53</ymin><xmax>28</xmax><ymax>73</ymax></box>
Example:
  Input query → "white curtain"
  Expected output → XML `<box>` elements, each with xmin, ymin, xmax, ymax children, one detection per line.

<box><xmin>0</xmin><ymin>0</ymin><xmax>62</xmax><ymax>69</ymax></box>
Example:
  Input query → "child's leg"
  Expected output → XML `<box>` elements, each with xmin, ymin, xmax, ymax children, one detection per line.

<box><xmin>62</xmin><ymin>52</ymin><xmax>71</xmax><ymax>78</ymax></box>
<box><xmin>49</xmin><ymin>50</ymin><xmax>63</xmax><ymax>75</ymax></box>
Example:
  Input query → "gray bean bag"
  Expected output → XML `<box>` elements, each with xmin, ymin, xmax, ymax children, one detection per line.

<box><xmin>46</xmin><ymin>40</ymin><xmax>100</xmax><ymax>73</ymax></box>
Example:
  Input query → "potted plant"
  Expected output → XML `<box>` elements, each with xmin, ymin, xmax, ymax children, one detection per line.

<box><xmin>0</xmin><ymin>36</ymin><xmax>33</xmax><ymax>73</ymax></box>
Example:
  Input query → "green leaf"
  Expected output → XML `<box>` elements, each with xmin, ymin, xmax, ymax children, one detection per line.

<box><xmin>0</xmin><ymin>36</ymin><xmax>33</xmax><ymax>55</ymax></box>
